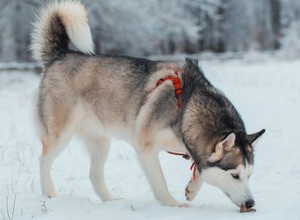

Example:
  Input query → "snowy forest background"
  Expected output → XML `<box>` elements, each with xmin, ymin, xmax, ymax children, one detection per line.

<box><xmin>0</xmin><ymin>0</ymin><xmax>300</xmax><ymax>62</ymax></box>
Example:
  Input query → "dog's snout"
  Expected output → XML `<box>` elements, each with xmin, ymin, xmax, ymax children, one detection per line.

<box><xmin>245</xmin><ymin>199</ymin><xmax>255</xmax><ymax>209</ymax></box>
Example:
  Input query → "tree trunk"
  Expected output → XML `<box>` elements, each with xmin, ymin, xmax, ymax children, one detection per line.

<box><xmin>270</xmin><ymin>0</ymin><xmax>281</xmax><ymax>49</ymax></box>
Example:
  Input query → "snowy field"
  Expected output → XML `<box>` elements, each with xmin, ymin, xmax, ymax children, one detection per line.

<box><xmin>0</xmin><ymin>57</ymin><xmax>300</xmax><ymax>219</ymax></box>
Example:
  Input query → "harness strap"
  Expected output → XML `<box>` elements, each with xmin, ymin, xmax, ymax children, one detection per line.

<box><xmin>157</xmin><ymin>70</ymin><xmax>197</xmax><ymax>181</ymax></box>
<box><xmin>156</xmin><ymin>70</ymin><xmax>182</xmax><ymax>108</ymax></box>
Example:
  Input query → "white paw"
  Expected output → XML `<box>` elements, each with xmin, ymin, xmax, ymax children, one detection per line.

<box><xmin>178</xmin><ymin>203</ymin><xmax>190</xmax><ymax>208</ymax></box>
<box><xmin>42</xmin><ymin>181</ymin><xmax>57</xmax><ymax>198</ymax></box>
<box><xmin>159</xmin><ymin>197</ymin><xmax>183</xmax><ymax>207</ymax></box>
<box><xmin>43</xmin><ymin>188</ymin><xmax>57</xmax><ymax>198</ymax></box>
<box><xmin>185</xmin><ymin>179</ymin><xmax>200</xmax><ymax>201</ymax></box>
<box><xmin>161</xmin><ymin>201</ymin><xmax>190</xmax><ymax>207</ymax></box>
<box><xmin>105</xmin><ymin>197</ymin><xmax>124</xmax><ymax>202</ymax></box>
<box><xmin>100</xmin><ymin>193</ymin><xmax>114</xmax><ymax>202</ymax></box>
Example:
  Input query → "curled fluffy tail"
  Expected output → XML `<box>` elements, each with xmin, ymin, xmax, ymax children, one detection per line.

<box><xmin>30</xmin><ymin>1</ymin><xmax>94</xmax><ymax>66</ymax></box>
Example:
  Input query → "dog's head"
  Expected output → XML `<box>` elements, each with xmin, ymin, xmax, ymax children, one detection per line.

<box><xmin>201</xmin><ymin>130</ymin><xmax>265</xmax><ymax>208</ymax></box>
<box><xmin>181</xmin><ymin>58</ymin><xmax>265</xmax><ymax>208</ymax></box>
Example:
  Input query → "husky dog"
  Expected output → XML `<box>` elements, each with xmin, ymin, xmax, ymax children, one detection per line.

<box><xmin>31</xmin><ymin>1</ymin><xmax>265</xmax><ymax>209</ymax></box>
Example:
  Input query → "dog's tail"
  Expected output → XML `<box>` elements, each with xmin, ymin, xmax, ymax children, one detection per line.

<box><xmin>30</xmin><ymin>1</ymin><xmax>94</xmax><ymax>67</ymax></box>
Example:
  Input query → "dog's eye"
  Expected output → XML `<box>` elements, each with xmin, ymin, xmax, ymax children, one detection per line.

<box><xmin>231</xmin><ymin>174</ymin><xmax>240</xmax><ymax>180</ymax></box>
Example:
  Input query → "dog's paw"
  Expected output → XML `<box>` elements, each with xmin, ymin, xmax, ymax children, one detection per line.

<box><xmin>41</xmin><ymin>179</ymin><xmax>57</xmax><ymax>199</ymax></box>
<box><xmin>43</xmin><ymin>190</ymin><xmax>57</xmax><ymax>199</ymax></box>
<box><xmin>162</xmin><ymin>202</ymin><xmax>190</xmax><ymax>207</ymax></box>
<box><xmin>178</xmin><ymin>203</ymin><xmax>190</xmax><ymax>208</ymax></box>
<box><xmin>108</xmin><ymin>197</ymin><xmax>124</xmax><ymax>202</ymax></box>
<box><xmin>159</xmin><ymin>197</ymin><xmax>186</xmax><ymax>207</ymax></box>
<box><xmin>185</xmin><ymin>179</ymin><xmax>200</xmax><ymax>201</ymax></box>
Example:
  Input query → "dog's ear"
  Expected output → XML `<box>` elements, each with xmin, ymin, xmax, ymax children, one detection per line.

<box><xmin>247</xmin><ymin>129</ymin><xmax>265</xmax><ymax>148</ymax></box>
<box><xmin>183</xmin><ymin>58</ymin><xmax>211</xmax><ymax>86</ymax></box>
<box><xmin>208</xmin><ymin>133</ymin><xmax>235</xmax><ymax>163</ymax></box>
<box><xmin>185</xmin><ymin>58</ymin><xmax>198</xmax><ymax>67</ymax></box>
<box><xmin>184</xmin><ymin>58</ymin><xmax>200</xmax><ymax>72</ymax></box>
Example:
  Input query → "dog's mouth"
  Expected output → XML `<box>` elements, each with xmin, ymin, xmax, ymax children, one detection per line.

<box><xmin>240</xmin><ymin>205</ymin><xmax>256</xmax><ymax>213</ymax></box>
<box><xmin>225</xmin><ymin>192</ymin><xmax>256</xmax><ymax>213</ymax></box>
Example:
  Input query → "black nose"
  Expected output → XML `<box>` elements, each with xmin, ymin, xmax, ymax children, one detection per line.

<box><xmin>245</xmin><ymin>199</ymin><xmax>255</xmax><ymax>209</ymax></box>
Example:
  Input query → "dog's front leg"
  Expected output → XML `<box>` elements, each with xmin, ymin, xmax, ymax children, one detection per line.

<box><xmin>185</xmin><ymin>170</ymin><xmax>202</xmax><ymax>201</ymax></box>
<box><xmin>137</xmin><ymin>149</ymin><xmax>186</xmax><ymax>207</ymax></box>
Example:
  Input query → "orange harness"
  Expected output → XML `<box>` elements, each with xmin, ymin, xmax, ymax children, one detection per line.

<box><xmin>156</xmin><ymin>70</ymin><xmax>197</xmax><ymax>181</ymax></box>
<box><xmin>156</xmin><ymin>70</ymin><xmax>183</xmax><ymax>108</ymax></box>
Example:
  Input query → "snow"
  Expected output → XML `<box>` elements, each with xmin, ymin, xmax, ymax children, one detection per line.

<box><xmin>0</xmin><ymin>57</ymin><xmax>300</xmax><ymax>219</ymax></box>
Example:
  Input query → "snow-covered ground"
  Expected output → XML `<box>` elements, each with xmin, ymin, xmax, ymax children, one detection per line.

<box><xmin>0</xmin><ymin>58</ymin><xmax>300</xmax><ymax>220</ymax></box>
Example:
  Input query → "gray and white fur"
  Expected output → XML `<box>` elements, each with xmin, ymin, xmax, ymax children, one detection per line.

<box><xmin>30</xmin><ymin>1</ymin><xmax>265</xmax><ymax>209</ymax></box>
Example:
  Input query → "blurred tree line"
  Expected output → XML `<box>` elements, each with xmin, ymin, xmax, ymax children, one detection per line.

<box><xmin>0</xmin><ymin>0</ymin><xmax>299</xmax><ymax>62</ymax></box>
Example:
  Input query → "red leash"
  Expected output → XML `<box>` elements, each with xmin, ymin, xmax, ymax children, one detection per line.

<box><xmin>167</xmin><ymin>151</ymin><xmax>197</xmax><ymax>181</ymax></box>
<box><xmin>190</xmin><ymin>162</ymin><xmax>197</xmax><ymax>181</ymax></box>
<box><xmin>167</xmin><ymin>151</ymin><xmax>190</xmax><ymax>160</ymax></box>
<box><xmin>159</xmin><ymin>70</ymin><xmax>197</xmax><ymax>181</ymax></box>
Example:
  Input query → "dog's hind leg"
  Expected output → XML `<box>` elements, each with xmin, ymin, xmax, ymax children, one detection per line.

<box><xmin>40</xmin><ymin>127</ymin><xmax>74</xmax><ymax>198</ymax></box>
<box><xmin>39</xmin><ymin>98</ymin><xmax>76</xmax><ymax>198</ymax></box>
<box><xmin>79</xmin><ymin>133</ymin><xmax>112</xmax><ymax>202</ymax></box>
